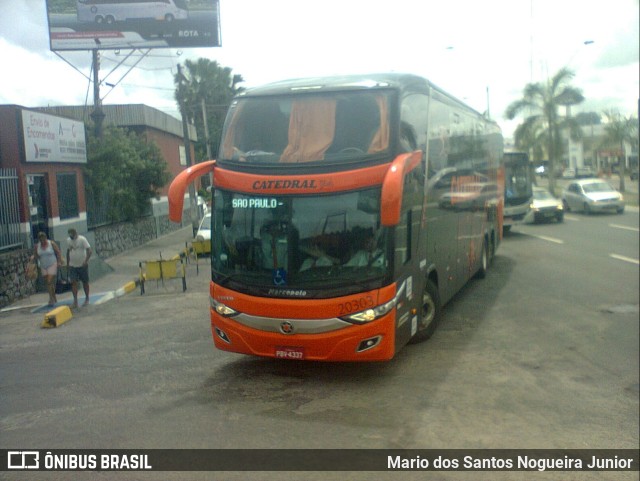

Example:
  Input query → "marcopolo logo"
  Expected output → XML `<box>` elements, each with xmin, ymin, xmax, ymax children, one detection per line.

<box><xmin>8</xmin><ymin>451</ymin><xmax>39</xmax><ymax>469</ymax></box>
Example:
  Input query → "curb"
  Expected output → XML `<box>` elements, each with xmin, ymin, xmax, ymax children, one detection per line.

<box><xmin>94</xmin><ymin>278</ymin><xmax>140</xmax><ymax>305</ymax></box>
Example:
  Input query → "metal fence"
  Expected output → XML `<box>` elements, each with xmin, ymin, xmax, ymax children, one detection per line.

<box><xmin>85</xmin><ymin>184</ymin><xmax>153</xmax><ymax>229</ymax></box>
<box><xmin>85</xmin><ymin>186</ymin><xmax>111</xmax><ymax>229</ymax></box>
<box><xmin>0</xmin><ymin>168</ymin><xmax>22</xmax><ymax>250</ymax></box>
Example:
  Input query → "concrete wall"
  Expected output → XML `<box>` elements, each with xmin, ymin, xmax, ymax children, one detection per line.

<box><xmin>0</xmin><ymin>213</ymin><xmax>186</xmax><ymax>308</ymax></box>
<box><xmin>0</xmin><ymin>249</ymin><xmax>37</xmax><ymax>308</ymax></box>
<box><xmin>92</xmin><ymin>213</ymin><xmax>184</xmax><ymax>258</ymax></box>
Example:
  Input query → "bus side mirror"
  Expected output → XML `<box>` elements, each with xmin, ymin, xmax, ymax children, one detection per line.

<box><xmin>380</xmin><ymin>152</ymin><xmax>421</xmax><ymax>226</ymax></box>
<box><xmin>168</xmin><ymin>160</ymin><xmax>216</xmax><ymax>222</ymax></box>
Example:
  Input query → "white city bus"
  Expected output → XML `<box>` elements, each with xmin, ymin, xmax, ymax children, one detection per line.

<box><xmin>77</xmin><ymin>0</ymin><xmax>189</xmax><ymax>24</ymax></box>
<box><xmin>503</xmin><ymin>151</ymin><xmax>533</xmax><ymax>232</ymax></box>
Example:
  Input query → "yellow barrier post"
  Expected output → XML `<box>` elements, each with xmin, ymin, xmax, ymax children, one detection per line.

<box><xmin>139</xmin><ymin>252</ymin><xmax>187</xmax><ymax>294</ymax></box>
<box><xmin>42</xmin><ymin>305</ymin><xmax>73</xmax><ymax>328</ymax></box>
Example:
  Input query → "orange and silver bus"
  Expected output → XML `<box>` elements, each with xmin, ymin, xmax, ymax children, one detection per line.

<box><xmin>169</xmin><ymin>74</ymin><xmax>504</xmax><ymax>361</ymax></box>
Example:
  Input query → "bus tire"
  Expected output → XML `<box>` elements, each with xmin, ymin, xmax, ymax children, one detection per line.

<box><xmin>409</xmin><ymin>279</ymin><xmax>440</xmax><ymax>344</ymax></box>
<box><xmin>475</xmin><ymin>239</ymin><xmax>489</xmax><ymax>279</ymax></box>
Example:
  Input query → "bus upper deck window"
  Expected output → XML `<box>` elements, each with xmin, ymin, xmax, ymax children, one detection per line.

<box><xmin>221</xmin><ymin>92</ymin><xmax>389</xmax><ymax>164</ymax></box>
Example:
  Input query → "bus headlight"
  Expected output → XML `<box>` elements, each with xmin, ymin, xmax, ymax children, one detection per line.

<box><xmin>211</xmin><ymin>298</ymin><xmax>239</xmax><ymax>317</ymax></box>
<box><xmin>341</xmin><ymin>299</ymin><xmax>396</xmax><ymax>324</ymax></box>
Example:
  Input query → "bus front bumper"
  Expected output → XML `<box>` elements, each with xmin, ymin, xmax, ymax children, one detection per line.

<box><xmin>210</xmin><ymin>308</ymin><xmax>397</xmax><ymax>362</ymax></box>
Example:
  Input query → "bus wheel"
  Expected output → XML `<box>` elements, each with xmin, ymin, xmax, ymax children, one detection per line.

<box><xmin>475</xmin><ymin>239</ymin><xmax>488</xmax><ymax>279</ymax></box>
<box><xmin>409</xmin><ymin>279</ymin><xmax>440</xmax><ymax>344</ymax></box>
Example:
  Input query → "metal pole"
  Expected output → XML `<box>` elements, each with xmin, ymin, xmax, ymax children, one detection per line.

<box><xmin>177</xmin><ymin>64</ymin><xmax>199</xmax><ymax>236</ymax></box>
<box><xmin>90</xmin><ymin>49</ymin><xmax>105</xmax><ymax>138</ymax></box>
<box><xmin>201</xmin><ymin>98</ymin><xmax>212</xmax><ymax>160</ymax></box>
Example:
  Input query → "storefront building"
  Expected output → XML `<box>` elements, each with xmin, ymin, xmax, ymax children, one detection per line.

<box><xmin>0</xmin><ymin>105</ymin><xmax>88</xmax><ymax>249</ymax></box>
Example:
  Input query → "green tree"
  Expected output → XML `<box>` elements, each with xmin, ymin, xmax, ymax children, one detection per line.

<box><xmin>174</xmin><ymin>59</ymin><xmax>244</xmax><ymax>163</ymax></box>
<box><xmin>601</xmin><ymin>110</ymin><xmax>639</xmax><ymax>193</ymax></box>
<box><xmin>506</xmin><ymin>67</ymin><xmax>585</xmax><ymax>194</ymax></box>
<box><xmin>86</xmin><ymin>126</ymin><xmax>170</xmax><ymax>221</ymax></box>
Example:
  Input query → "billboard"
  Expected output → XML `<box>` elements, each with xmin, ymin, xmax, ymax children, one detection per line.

<box><xmin>21</xmin><ymin>110</ymin><xmax>87</xmax><ymax>164</ymax></box>
<box><xmin>46</xmin><ymin>0</ymin><xmax>221</xmax><ymax>51</ymax></box>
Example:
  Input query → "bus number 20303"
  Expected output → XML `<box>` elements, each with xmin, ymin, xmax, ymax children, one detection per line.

<box><xmin>338</xmin><ymin>296</ymin><xmax>374</xmax><ymax>316</ymax></box>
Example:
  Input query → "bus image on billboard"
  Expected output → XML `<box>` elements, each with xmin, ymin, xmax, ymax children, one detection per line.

<box><xmin>46</xmin><ymin>0</ymin><xmax>220</xmax><ymax>50</ymax></box>
<box><xmin>76</xmin><ymin>0</ymin><xmax>189</xmax><ymax>24</ymax></box>
<box><xmin>168</xmin><ymin>73</ymin><xmax>504</xmax><ymax>362</ymax></box>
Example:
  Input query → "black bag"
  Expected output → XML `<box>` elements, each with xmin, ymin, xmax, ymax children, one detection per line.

<box><xmin>55</xmin><ymin>268</ymin><xmax>72</xmax><ymax>294</ymax></box>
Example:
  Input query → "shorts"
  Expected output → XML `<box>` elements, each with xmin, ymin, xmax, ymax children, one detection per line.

<box><xmin>69</xmin><ymin>265</ymin><xmax>90</xmax><ymax>284</ymax></box>
<box><xmin>41</xmin><ymin>264</ymin><xmax>58</xmax><ymax>277</ymax></box>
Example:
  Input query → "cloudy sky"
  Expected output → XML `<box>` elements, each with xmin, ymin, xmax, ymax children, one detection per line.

<box><xmin>1</xmin><ymin>0</ymin><xmax>638</xmax><ymax>138</ymax></box>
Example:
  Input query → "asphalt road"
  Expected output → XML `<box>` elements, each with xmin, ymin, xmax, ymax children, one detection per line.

<box><xmin>1</xmin><ymin>209</ymin><xmax>638</xmax><ymax>481</ymax></box>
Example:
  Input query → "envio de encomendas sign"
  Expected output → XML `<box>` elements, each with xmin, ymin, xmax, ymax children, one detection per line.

<box><xmin>21</xmin><ymin>110</ymin><xmax>87</xmax><ymax>164</ymax></box>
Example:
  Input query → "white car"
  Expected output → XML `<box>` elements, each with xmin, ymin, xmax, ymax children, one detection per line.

<box><xmin>195</xmin><ymin>213</ymin><xmax>212</xmax><ymax>240</ymax></box>
<box><xmin>562</xmin><ymin>179</ymin><xmax>624</xmax><ymax>215</ymax></box>
<box><xmin>525</xmin><ymin>187</ymin><xmax>564</xmax><ymax>224</ymax></box>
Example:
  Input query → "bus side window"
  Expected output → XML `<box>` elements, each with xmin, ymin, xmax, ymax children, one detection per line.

<box><xmin>394</xmin><ymin>209</ymin><xmax>411</xmax><ymax>267</ymax></box>
<box><xmin>395</xmin><ymin>166</ymin><xmax>423</xmax><ymax>266</ymax></box>
<box><xmin>400</xmin><ymin>93</ymin><xmax>429</xmax><ymax>155</ymax></box>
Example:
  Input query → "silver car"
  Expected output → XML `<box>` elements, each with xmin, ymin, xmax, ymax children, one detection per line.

<box><xmin>525</xmin><ymin>187</ymin><xmax>564</xmax><ymax>223</ymax></box>
<box><xmin>195</xmin><ymin>213</ymin><xmax>212</xmax><ymax>240</ymax></box>
<box><xmin>562</xmin><ymin>179</ymin><xmax>624</xmax><ymax>214</ymax></box>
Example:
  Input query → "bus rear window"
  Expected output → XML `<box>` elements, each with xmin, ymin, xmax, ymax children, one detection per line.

<box><xmin>219</xmin><ymin>91</ymin><xmax>390</xmax><ymax>164</ymax></box>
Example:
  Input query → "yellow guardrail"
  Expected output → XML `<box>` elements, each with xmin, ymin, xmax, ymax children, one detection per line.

<box><xmin>184</xmin><ymin>238</ymin><xmax>211</xmax><ymax>275</ymax></box>
<box><xmin>139</xmin><ymin>253</ymin><xmax>187</xmax><ymax>294</ymax></box>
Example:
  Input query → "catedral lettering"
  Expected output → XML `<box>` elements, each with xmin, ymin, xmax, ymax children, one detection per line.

<box><xmin>252</xmin><ymin>179</ymin><xmax>317</xmax><ymax>190</ymax></box>
<box><xmin>168</xmin><ymin>73</ymin><xmax>504</xmax><ymax>361</ymax></box>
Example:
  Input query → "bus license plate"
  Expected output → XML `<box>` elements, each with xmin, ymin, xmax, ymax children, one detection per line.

<box><xmin>275</xmin><ymin>347</ymin><xmax>305</xmax><ymax>360</ymax></box>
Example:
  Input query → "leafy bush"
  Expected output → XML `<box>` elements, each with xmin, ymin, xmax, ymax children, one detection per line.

<box><xmin>86</xmin><ymin>126</ymin><xmax>170</xmax><ymax>222</ymax></box>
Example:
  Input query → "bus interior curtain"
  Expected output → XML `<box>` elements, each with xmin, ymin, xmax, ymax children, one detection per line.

<box><xmin>367</xmin><ymin>95</ymin><xmax>390</xmax><ymax>153</ymax></box>
<box><xmin>280</xmin><ymin>99</ymin><xmax>336</xmax><ymax>163</ymax></box>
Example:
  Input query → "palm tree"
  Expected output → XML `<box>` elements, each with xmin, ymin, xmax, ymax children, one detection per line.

<box><xmin>601</xmin><ymin>110</ymin><xmax>639</xmax><ymax>193</ymax></box>
<box><xmin>174</xmin><ymin>59</ymin><xmax>245</xmax><ymax>162</ymax></box>
<box><xmin>506</xmin><ymin>68</ymin><xmax>585</xmax><ymax>194</ymax></box>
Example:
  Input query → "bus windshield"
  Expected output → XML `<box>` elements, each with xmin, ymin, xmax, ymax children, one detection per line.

<box><xmin>219</xmin><ymin>91</ymin><xmax>391</xmax><ymax>164</ymax></box>
<box><xmin>212</xmin><ymin>188</ymin><xmax>389</xmax><ymax>296</ymax></box>
<box><xmin>504</xmin><ymin>154</ymin><xmax>532</xmax><ymax>204</ymax></box>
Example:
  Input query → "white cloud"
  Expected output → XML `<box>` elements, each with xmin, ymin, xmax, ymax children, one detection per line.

<box><xmin>1</xmin><ymin>0</ymin><xmax>638</xmax><ymax>137</ymax></box>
